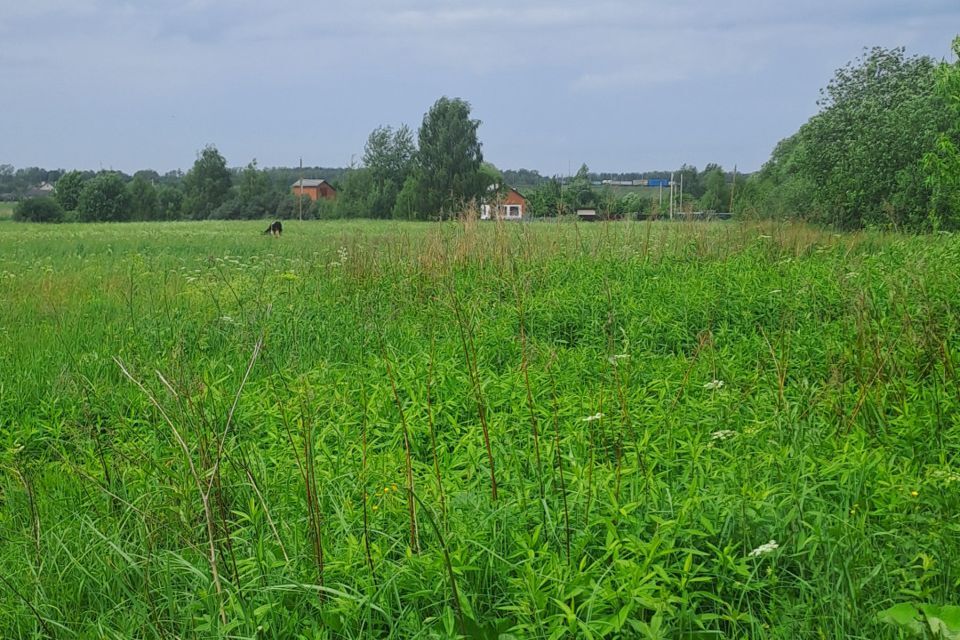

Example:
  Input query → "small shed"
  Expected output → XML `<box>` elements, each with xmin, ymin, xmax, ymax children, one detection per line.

<box><xmin>292</xmin><ymin>178</ymin><xmax>337</xmax><ymax>201</ymax></box>
<box><xmin>577</xmin><ymin>208</ymin><xmax>598</xmax><ymax>221</ymax></box>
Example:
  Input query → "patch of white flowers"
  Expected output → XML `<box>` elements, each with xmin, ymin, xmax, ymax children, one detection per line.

<box><xmin>329</xmin><ymin>246</ymin><xmax>349</xmax><ymax>267</ymax></box>
<box><xmin>711</xmin><ymin>430</ymin><xmax>736</xmax><ymax>441</ymax></box>
<box><xmin>749</xmin><ymin>540</ymin><xmax>779</xmax><ymax>557</ymax></box>
<box><xmin>703</xmin><ymin>379</ymin><xmax>724</xmax><ymax>390</ymax></box>
<box><xmin>582</xmin><ymin>413</ymin><xmax>604</xmax><ymax>422</ymax></box>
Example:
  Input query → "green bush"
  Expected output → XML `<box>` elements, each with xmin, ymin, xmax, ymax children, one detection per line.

<box><xmin>13</xmin><ymin>197</ymin><xmax>64</xmax><ymax>222</ymax></box>
<box><xmin>78</xmin><ymin>172</ymin><xmax>131</xmax><ymax>222</ymax></box>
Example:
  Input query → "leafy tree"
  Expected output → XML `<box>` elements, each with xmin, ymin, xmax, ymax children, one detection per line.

<box><xmin>336</xmin><ymin>168</ymin><xmax>375</xmax><ymax>218</ymax></box>
<box><xmin>13</xmin><ymin>197</ymin><xmax>64</xmax><ymax>223</ymax></box>
<box><xmin>128</xmin><ymin>174</ymin><xmax>159</xmax><ymax>220</ymax></box>
<box><xmin>276</xmin><ymin>193</ymin><xmax>317</xmax><ymax>220</ymax></box>
<box><xmin>568</xmin><ymin>164</ymin><xmax>596</xmax><ymax>209</ymax></box>
<box><xmin>133</xmin><ymin>169</ymin><xmax>161</xmax><ymax>183</ymax></box>
<box><xmin>54</xmin><ymin>171</ymin><xmax>85</xmax><ymax>212</ymax></box>
<box><xmin>479</xmin><ymin>163</ymin><xmax>504</xmax><ymax>193</ymax></box>
<box><xmin>737</xmin><ymin>135</ymin><xmax>818</xmax><ymax>219</ymax></box>
<box><xmin>235</xmin><ymin>159</ymin><xmax>280</xmax><ymax>218</ymax></box>
<box><xmin>793</xmin><ymin>46</ymin><xmax>947</xmax><ymax>228</ymax></box>
<box><xmin>182</xmin><ymin>145</ymin><xmax>232</xmax><ymax>219</ymax></box>
<box><xmin>675</xmin><ymin>164</ymin><xmax>701</xmax><ymax>202</ymax></box>
<box><xmin>699</xmin><ymin>166</ymin><xmax>730</xmax><ymax>212</ymax></box>
<box><xmin>159</xmin><ymin>170</ymin><xmax>184</xmax><ymax>186</ymax></box>
<box><xmin>923</xmin><ymin>36</ymin><xmax>960</xmax><ymax>226</ymax></box>
<box><xmin>78</xmin><ymin>172</ymin><xmax>131</xmax><ymax>222</ymax></box>
<box><xmin>502</xmin><ymin>168</ymin><xmax>547</xmax><ymax>188</ymax></box>
<box><xmin>527</xmin><ymin>178</ymin><xmax>562</xmax><ymax>217</ymax></box>
<box><xmin>414</xmin><ymin>97</ymin><xmax>485</xmax><ymax>218</ymax></box>
<box><xmin>392</xmin><ymin>174</ymin><xmax>421</xmax><ymax>220</ymax></box>
<box><xmin>157</xmin><ymin>185</ymin><xmax>184</xmax><ymax>220</ymax></box>
<box><xmin>364</xmin><ymin>125</ymin><xmax>416</xmax><ymax>182</ymax></box>
<box><xmin>362</xmin><ymin>125</ymin><xmax>415</xmax><ymax>218</ymax></box>
<box><xmin>618</xmin><ymin>192</ymin><xmax>649</xmax><ymax>218</ymax></box>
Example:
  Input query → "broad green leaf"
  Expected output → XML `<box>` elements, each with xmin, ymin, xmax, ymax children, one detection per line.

<box><xmin>920</xmin><ymin>604</ymin><xmax>960</xmax><ymax>639</ymax></box>
<box><xmin>877</xmin><ymin>603</ymin><xmax>924</xmax><ymax>636</ymax></box>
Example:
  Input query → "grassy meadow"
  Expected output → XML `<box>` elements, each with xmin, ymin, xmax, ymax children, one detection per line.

<box><xmin>1</xmin><ymin>219</ymin><xmax>959</xmax><ymax>638</ymax></box>
<box><xmin>0</xmin><ymin>202</ymin><xmax>15</xmax><ymax>221</ymax></box>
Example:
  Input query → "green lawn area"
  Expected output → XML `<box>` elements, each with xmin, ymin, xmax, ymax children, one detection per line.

<box><xmin>0</xmin><ymin>202</ymin><xmax>14</xmax><ymax>220</ymax></box>
<box><xmin>1</xmin><ymin>219</ymin><xmax>958</xmax><ymax>638</ymax></box>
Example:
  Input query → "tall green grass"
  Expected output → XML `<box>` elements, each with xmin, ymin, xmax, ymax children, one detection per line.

<box><xmin>1</xmin><ymin>219</ymin><xmax>958</xmax><ymax>638</ymax></box>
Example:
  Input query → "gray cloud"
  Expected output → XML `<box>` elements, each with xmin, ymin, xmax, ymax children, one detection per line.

<box><xmin>1</xmin><ymin>0</ymin><xmax>957</xmax><ymax>173</ymax></box>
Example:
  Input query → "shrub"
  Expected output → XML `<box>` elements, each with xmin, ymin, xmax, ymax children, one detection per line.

<box><xmin>13</xmin><ymin>197</ymin><xmax>64</xmax><ymax>222</ymax></box>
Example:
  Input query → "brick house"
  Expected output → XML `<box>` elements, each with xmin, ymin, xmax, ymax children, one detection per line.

<box><xmin>292</xmin><ymin>178</ymin><xmax>337</xmax><ymax>201</ymax></box>
<box><xmin>480</xmin><ymin>187</ymin><xmax>527</xmax><ymax>220</ymax></box>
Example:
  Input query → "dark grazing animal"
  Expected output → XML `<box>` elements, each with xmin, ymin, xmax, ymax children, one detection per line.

<box><xmin>264</xmin><ymin>220</ymin><xmax>283</xmax><ymax>237</ymax></box>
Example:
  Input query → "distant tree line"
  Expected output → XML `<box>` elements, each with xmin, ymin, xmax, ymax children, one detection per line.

<box><xmin>8</xmin><ymin>153</ymin><xmax>352</xmax><ymax>223</ymax></box>
<box><xmin>7</xmin><ymin>91</ymin><xmax>745</xmax><ymax>224</ymax></box>
<box><xmin>519</xmin><ymin>162</ymin><xmax>741</xmax><ymax>219</ymax></box>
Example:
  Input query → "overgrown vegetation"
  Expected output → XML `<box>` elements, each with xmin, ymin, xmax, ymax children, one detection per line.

<box><xmin>1</xmin><ymin>219</ymin><xmax>958</xmax><ymax>638</ymax></box>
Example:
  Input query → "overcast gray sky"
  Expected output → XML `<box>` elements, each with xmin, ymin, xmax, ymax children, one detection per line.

<box><xmin>2</xmin><ymin>1</ymin><xmax>958</xmax><ymax>175</ymax></box>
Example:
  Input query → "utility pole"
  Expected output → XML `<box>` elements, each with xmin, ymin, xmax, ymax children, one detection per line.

<box><xmin>729</xmin><ymin>164</ymin><xmax>737</xmax><ymax>214</ymax></box>
<box><xmin>298</xmin><ymin>156</ymin><xmax>303</xmax><ymax>221</ymax></box>
<box><xmin>679</xmin><ymin>173</ymin><xmax>684</xmax><ymax>216</ymax></box>
<box><xmin>669</xmin><ymin>172</ymin><xmax>675</xmax><ymax>220</ymax></box>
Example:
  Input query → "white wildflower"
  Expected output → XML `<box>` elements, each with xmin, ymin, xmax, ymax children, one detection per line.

<box><xmin>749</xmin><ymin>540</ymin><xmax>779</xmax><ymax>557</ymax></box>
<box><xmin>703</xmin><ymin>379</ymin><xmax>724</xmax><ymax>390</ymax></box>
<box><xmin>711</xmin><ymin>430</ymin><xmax>736</xmax><ymax>441</ymax></box>
<box><xmin>338</xmin><ymin>246</ymin><xmax>349</xmax><ymax>263</ymax></box>
<box><xmin>582</xmin><ymin>413</ymin><xmax>604</xmax><ymax>422</ymax></box>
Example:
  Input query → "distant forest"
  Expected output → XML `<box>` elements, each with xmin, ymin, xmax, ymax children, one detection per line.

<box><xmin>0</xmin><ymin>164</ymin><xmax>350</xmax><ymax>201</ymax></box>
<box><xmin>0</xmin><ymin>164</ymin><xmax>709</xmax><ymax>199</ymax></box>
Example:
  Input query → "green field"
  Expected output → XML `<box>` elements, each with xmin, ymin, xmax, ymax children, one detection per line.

<box><xmin>0</xmin><ymin>202</ymin><xmax>14</xmax><ymax>221</ymax></box>
<box><xmin>1</xmin><ymin>219</ymin><xmax>959</xmax><ymax>638</ymax></box>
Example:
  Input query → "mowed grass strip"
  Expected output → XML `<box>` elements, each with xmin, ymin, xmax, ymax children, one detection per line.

<box><xmin>0</xmin><ymin>218</ymin><xmax>958</xmax><ymax>639</ymax></box>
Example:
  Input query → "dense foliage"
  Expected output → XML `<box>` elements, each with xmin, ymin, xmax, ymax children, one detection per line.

<box><xmin>182</xmin><ymin>145</ymin><xmax>233</xmax><ymax>220</ymax></box>
<box><xmin>1</xmin><ymin>220</ymin><xmax>959</xmax><ymax>638</ymax></box>
<box><xmin>78</xmin><ymin>172</ymin><xmax>131</xmax><ymax>222</ymax></box>
<box><xmin>741</xmin><ymin>40</ymin><xmax>960</xmax><ymax>229</ymax></box>
<box><xmin>923</xmin><ymin>36</ymin><xmax>960</xmax><ymax>223</ymax></box>
<box><xmin>53</xmin><ymin>170</ymin><xmax>85</xmax><ymax>212</ymax></box>
<box><xmin>411</xmin><ymin>97</ymin><xmax>486</xmax><ymax>218</ymax></box>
